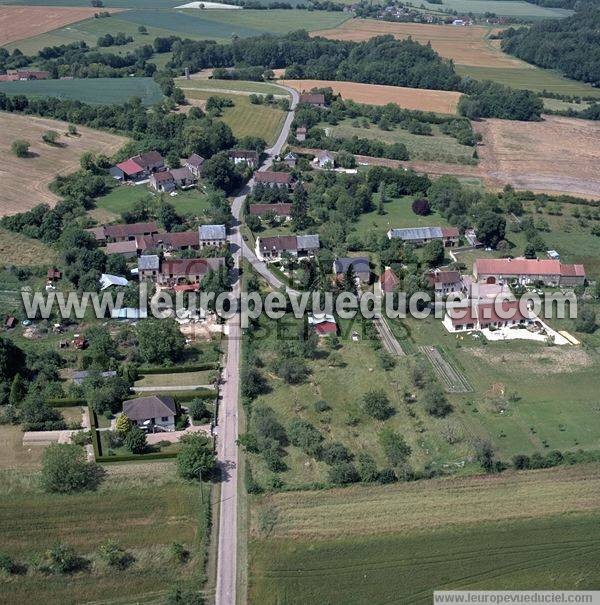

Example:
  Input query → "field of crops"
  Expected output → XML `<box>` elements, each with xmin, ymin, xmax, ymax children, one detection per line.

<box><xmin>249</xmin><ymin>465</ymin><xmax>600</xmax><ymax>604</ymax></box>
<box><xmin>413</xmin><ymin>0</ymin><xmax>572</xmax><ymax>18</ymax></box>
<box><xmin>0</xmin><ymin>462</ymin><xmax>211</xmax><ymax>605</ymax></box>
<box><xmin>456</xmin><ymin>65</ymin><xmax>600</xmax><ymax>98</ymax></box>
<box><xmin>0</xmin><ymin>77</ymin><xmax>163</xmax><ymax>106</ymax></box>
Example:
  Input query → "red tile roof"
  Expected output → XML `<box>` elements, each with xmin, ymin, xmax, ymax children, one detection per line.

<box><xmin>300</xmin><ymin>93</ymin><xmax>325</xmax><ymax>105</ymax></box>
<box><xmin>116</xmin><ymin>158</ymin><xmax>144</xmax><ymax>176</ymax></box>
<box><xmin>161</xmin><ymin>257</ymin><xmax>224</xmax><ymax>276</ymax></box>
<box><xmin>314</xmin><ymin>321</ymin><xmax>337</xmax><ymax>335</ymax></box>
<box><xmin>440</xmin><ymin>227</ymin><xmax>460</xmax><ymax>238</ymax></box>
<box><xmin>380</xmin><ymin>267</ymin><xmax>400</xmax><ymax>293</ymax></box>
<box><xmin>254</xmin><ymin>171</ymin><xmax>293</xmax><ymax>184</ymax></box>
<box><xmin>248</xmin><ymin>203</ymin><xmax>293</xmax><ymax>216</ymax></box>
<box><xmin>475</xmin><ymin>258</ymin><xmax>585</xmax><ymax>278</ymax></box>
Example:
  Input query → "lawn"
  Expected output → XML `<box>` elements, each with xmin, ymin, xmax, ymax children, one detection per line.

<box><xmin>185</xmin><ymin>90</ymin><xmax>286</xmax><ymax>145</ymax></box>
<box><xmin>0</xmin><ymin>77</ymin><xmax>163</xmax><ymax>106</ymax></box>
<box><xmin>95</xmin><ymin>184</ymin><xmax>211</xmax><ymax>217</ymax></box>
<box><xmin>325</xmin><ymin>119</ymin><xmax>476</xmax><ymax>164</ymax></box>
<box><xmin>0</xmin><ymin>461</ymin><xmax>211</xmax><ymax>605</ymax></box>
<box><xmin>352</xmin><ymin>195</ymin><xmax>452</xmax><ymax>237</ymax></box>
<box><xmin>456</xmin><ymin>65</ymin><xmax>600</xmax><ymax>98</ymax></box>
<box><xmin>0</xmin><ymin>425</ymin><xmax>45</xmax><ymax>470</ymax></box>
<box><xmin>134</xmin><ymin>370</ymin><xmax>215</xmax><ymax>388</ymax></box>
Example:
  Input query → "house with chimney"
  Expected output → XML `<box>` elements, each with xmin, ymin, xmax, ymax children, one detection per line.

<box><xmin>443</xmin><ymin>299</ymin><xmax>535</xmax><ymax>333</ymax></box>
<box><xmin>157</xmin><ymin>257</ymin><xmax>226</xmax><ymax>288</ymax></box>
<box><xmin>122</xmin><ymin>395</ymin><xmax>177</xmax><ymax>432</ymax></box>
<box><xmin>170</xmin><ymin>166</ymin><xmax>197</xmax><ymax>189</ymax></box>
<box><xmin>387</xmin><ymin>226</ymin><xmax>459</xmax><ymax>247</ymax></box>
<box><xmin>255</xmin><ymin>234</ymin><xmax>320</xmax><ymax>261</ymax></box>
<box><xmin>150</xmin><ymin>171</ymin><xmax>176</xmax><ymax>193</ymax></box>
<box><xmin>473</xmin><ymin>258</ymin><xmax>586</xmax><ymax>287</ymax></box>
<box><xmin>426</xmin><ymin>269</ymin><xmax>464</xmax><ymax>296</ymax></box>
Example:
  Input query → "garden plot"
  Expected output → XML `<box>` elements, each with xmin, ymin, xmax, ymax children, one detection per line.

<box><xmin>419</xmin><ymin>345</ymin><xmax>473</xmax><ymax>392</ymax></box>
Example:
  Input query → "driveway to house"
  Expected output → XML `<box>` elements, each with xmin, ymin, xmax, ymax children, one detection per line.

<box><xmin>215</xmin><ymin>83</ymin><xmax>299</xmax><ymax>605</ymax></box>
<box><xmin>145</xmin><ymin>423</ymin><xmax>211</xmax><ymax>445</ymax></box>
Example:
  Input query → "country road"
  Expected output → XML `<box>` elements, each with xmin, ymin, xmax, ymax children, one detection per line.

<box><xmin>214</xmin><ymin>83</ymin><xmax>299</xmax><ymax>605</ymax></box>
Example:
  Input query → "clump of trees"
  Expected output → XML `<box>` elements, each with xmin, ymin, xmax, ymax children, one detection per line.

<box><xmin>41</xmin><ymin>443</ymin><xmax>104</xmax><ymax>493</ymax></box>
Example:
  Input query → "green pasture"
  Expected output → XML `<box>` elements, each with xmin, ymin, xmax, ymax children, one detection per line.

<box><xmin>178</xmin><ymin>77</ymin><xmax>289</xmax><ymax>96</ymax></box>
<box><xmin>411</xmin><ymin>0</ymin><xmax>572</xmax><ymax>18</ymax></box>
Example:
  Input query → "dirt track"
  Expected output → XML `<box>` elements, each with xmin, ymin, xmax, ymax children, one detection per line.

<box><xmin>0</xmin><ymin>6</ymin><xmax>124</xmax><ymax>47</ymax></box>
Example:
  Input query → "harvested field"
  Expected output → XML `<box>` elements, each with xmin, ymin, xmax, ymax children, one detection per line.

<box><xmin>279</xmin><ymin>79</ymin><xmax>461</xmax><ymax>114</ymax></box>
<box><xmin>314</xmin><ymin>20</ymin><xmax>522</xmax><ymax>68</ymax></box>
<box><xmin>0</xmin><ymin>6</ymin><xmax>123</xmax><ymax>46</ymax></box>
<box><xmin>474</xmin><ymin>115</ymin><xmax>600</xmax><ymax>198</ymax></box>
<box><xmin>0</xmin><ymin>111</ymin><xmax>127</xmax><ymax>216</ymax></box>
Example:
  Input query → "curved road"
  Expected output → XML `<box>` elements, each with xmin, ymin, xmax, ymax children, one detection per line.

<box><xmin>215</xmin><ymin>83</ymin><xmax>299</xmax><ymax>605</ymax></box>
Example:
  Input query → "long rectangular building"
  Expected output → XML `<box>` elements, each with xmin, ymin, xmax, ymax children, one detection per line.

<box><xmin>387</xmin><ymin>226</ymin><xmax>459</xmax><ymax>247</ymax></box>
<box><xmin>474</xmin><ymin>258</ymin><xmax>586</xmax><ymax>287</ymax></box>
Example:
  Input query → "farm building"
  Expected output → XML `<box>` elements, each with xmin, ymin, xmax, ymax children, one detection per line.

<box><xmin>150</xmin><ymin>171</ymin><xmax>176</xmax><ymax>193</ymax></box>
<box><xmin>110</xmin><ymin>151</ymin><xmax>165</xmax><ymax>182</ymax></box>
<box><xmin>0</xmin><ymin>70</ymin><xmax>49</xmax><ymax>81</ymax></box>
<box><xmin>255</xmin><ymin>234</ymin><xmax>320</xmax><ymax>261</ymax></box>
<box><xmin>170</xmin><ymin>166</ymin><xmax>197</xmax><ymax>188</ymax></box>
<box><xmin>229</xmin><ymin>149</ymin><xmax>259</xmax><ymax>168</ymax></box>
<box><xmin>473</xmin><ymin>258</ymin><xmax>586</xmax><ymax>287</ymax></box>
<box><xmin>138</xmin><ymin>255</ymin><xmax>160</xmax><ymax>281</ymax></box>
<box><xmin>295</xmin><ymin>126</ymin><xmax>307</xmax><ymax>142</ymax></box>
<box><xmin>333</xmin><ymin>257</ymin><xmax>370</xmax><ymax>284</ymax></box>
<box><xmin>248</xmin><ymin>203</ymin><xmax>293</xmax><ymax>219</ymax></box>
<box><xmin>152</xmin><ymin>231</ymin><xmax>200</xmax><ymax>252</ymax></box>
<box><xmin>387</xmin><ymin>226</ymin><xmax>459</xmax><ymax>247</ymax></box>
<box><xmin>105</xmin><ymin>240</ymin><xmax>139</xmax><ymax>258</ymax></box>
<box><xmin>157</xmin><ymin>257</ymin><xmax>226</xmax><ymax>288</ymax></box>
<box><xmin>299</xmin><ymin>92</ymin><xmax>326</xmax><ymax>107</ymax></box>
<box><xmin>199</xmin><ymin>224</ymin><xmax>227</xmax><ymax>248</ymax></box>
<box><xmin>86</xmin><ymin>222</ymin><xmax>160</xmax><ymax>243</ymax></box>
<box><xmin>380</xmin><ymin>267</ymin><xmax>400</xmax><ymax>293</ymax></box>
<box><xmin>253</xmin><ymin>171</ymin><xmax>295</xmax><ymax>189</ymax></box>
<box><xmin>123</xmin><ymin>395</ymin><xmax>177</xmax><ymax>432</ymax></box>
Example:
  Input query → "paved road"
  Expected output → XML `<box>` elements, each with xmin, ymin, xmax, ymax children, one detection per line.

<box><xmin>215</xmin><ymin>82</ymin><xmax>299</xmax><ymax>605</ymax></box>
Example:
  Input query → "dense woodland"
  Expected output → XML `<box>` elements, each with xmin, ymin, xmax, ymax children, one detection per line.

<box><xmin>501</xmin><ymin>5</ymin><xmax>600</xmax><ymax>86</ymax></box>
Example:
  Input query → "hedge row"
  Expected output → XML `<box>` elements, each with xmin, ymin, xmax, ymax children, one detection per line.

<box><xmin>125</xmin><ymin>390</ymin><xmax>217</xmax><ymax>403</ymax></box>
<box><xmin>97</xmin><ymin>451</ymin><xmax>178</xmax><ymax>463</ymax></box>
<box><xmin>47</xmin><ymin>397</ymin><xmax>87</xmax><ymax>408</ymax></box>
<box><xmin>137</xmin><ymin>362</ymin><xmax>219</xmax><ymax>375</ymax></box>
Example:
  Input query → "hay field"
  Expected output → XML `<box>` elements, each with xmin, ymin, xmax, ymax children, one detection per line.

<box><xmin>474</xmin><ymin>115</ymin><xmax>600</xmax><ymax>198</ymax></box>
<box><xmin>249</xmin><ymin>465</ymin><xmax>600</xmax><ymax>604</ymax></box>
<box><xmin>0</xmin><ymin>6</ymin><xmax>123</xmax><ymax>47</ymax></box>
<box><xmin>252</xmin><ymin>464</ymin><xmax>600</xmax><ymax>539</ymax></box>
<box><xmin>280</xmin><ymin>79</ymin><xmax>462</xmax><ymax>113</ymax></box>
<box><xmin>0</xmin><ymin>111</ymin><xmax>127</xmax><ymax>216</ymax></box>
<box><xmin>315</xmin><ymin>20</ymin><xmax>522</xmax><ymax>68</ymax></box>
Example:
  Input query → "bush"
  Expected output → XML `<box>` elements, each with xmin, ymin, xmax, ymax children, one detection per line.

<box><xmin>379</xmin><ymin>428</ymin><xmax>411</xmax><ymax>466</ymax></box>
<box><xmin>287</xmin><ymin>419</ymin><xmax>323</xmax><ymax>456</ymax></box>
<box><xmin>43</xmin><ymin>544</ymin><xmax>89</xmax><ymax>574</ymax></box>
<box><xmin>362</xmin><ymin>389</ymin><xmax>394</xmax><ymax>420</ymax></box>
<box><xmin>357</xmin><ymin>453</ymin><xmax>379</xmax><ymax>482</ymax></box>
<box><xmin>11</xmin><ymin>139</ymin><xmax>30</xmax><ymax>158</ymax></box>
<box><xmin>41</xmin><ymin>443</ymin><xmax>104</xmax><ymax>493</ymax></box>
<box><xmin>188</xmin><ymin>398</ymin><xmax>211</xmax><ymax>422</ymax></box>
<box><xmin>42</xmin><ymin>130</ymin><xmax>59</xmax><ymax>145</ymax></box>
<box><xmin>423</xmin><ymin>385</ymin><xmax>453</xmax><ymax>418</ymax></box>
<box><xmin>276</xmin><ymin>357</ymin><xmax>308</xmax><ymax>384</ymax></box>
<box><xmin>165</xmin><ymin>587</ymin><xmax>205</xmax><ymax>605</ymax></box>
<box><xmin>98</xmin><ymin>540</ymin><xmax>133</xmax><ymax>570</ymax></box>
<box><xmin>314</xmin><ymin>399</ymin><xmax>331</xmax><ymax>413</ymax></box>
<box><xmin>0</xmin><ymin>553</ymin><xmax>17</xmax><ymax>574</ymax></box>
<box><xmin>320</xmin><ymin>442</ymin><xmax>352</xmax><ymax>465</ymax></box>
<box><xmin>327</xmin><ymin>461</ymin><xmax>360</xmax><ymax>485</ymax></box>
<box><xmin>377</xmin><ymin>467</ymin><xmax>397</xmax><ymax>484</ymax></box>
<box><xmin>169</xmin><ymin>542</ymin><xmax>190</xmax><ymax>564</ymax></box>
<box><xmin>411</xmin><ymin>198</ymin><xmax>431</xmax><ymax>216</ymax></box>
<box><xmin>123</xmin><ymin>426</ymin><xmax>147</xmax><ymax>454</ymax></box>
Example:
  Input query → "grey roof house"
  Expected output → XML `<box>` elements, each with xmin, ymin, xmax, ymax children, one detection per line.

<box><xmin>333</xmin><ymin>257</ymin><xmax>370</xmax><ymax>283</ymax></box>
<box><xmin>199</xmin><ymin>224</ymin><xmax>227</xmax><ymax>247</ymax></box>
<box><xmin>123</xmin><ymin>395</ymin><xmax>177</xmax><ymax>431</ymax></box>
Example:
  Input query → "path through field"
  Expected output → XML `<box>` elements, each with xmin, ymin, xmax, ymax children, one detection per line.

<box><xmin>419</xmin><ymin>345</ymin><xmax>473</xmax><ymax>393</ymax></box>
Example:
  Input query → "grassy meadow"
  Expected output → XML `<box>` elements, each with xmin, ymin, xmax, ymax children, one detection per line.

<box><xmin>413</xmin><ymin>0</ymin><xmax>572</xmax><ymax>18</ymax></box>
<box><xmin>185</xmin><ymin>90</ymin><xmax>286</xmax><ymax>145</ymax></box>
<box><xmin>0</xmin><ymin>461</ymin><xmax>211</xmax><ymax>605</ymax></box>
<box><xmin>324</xmin><ymin>119</ymin><xmax>476</xmax><ymax>164</ymax></box>
<box><xmin>0</xmin><ymin>77</ymin><xmax>163</xmax><ymax>106</ymax></box>
<box><xmin>178</xmin><ymin>77</ymin><xmax>289</xmax><ymax>96</ymax></box>
<box><xmin>0</xmin><ymin>228</ymin><xmax>58</xmax><ymax>267</ymax></box>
